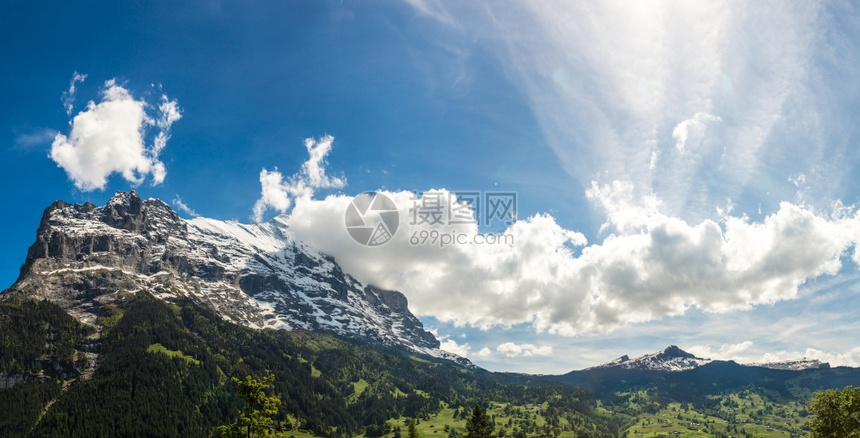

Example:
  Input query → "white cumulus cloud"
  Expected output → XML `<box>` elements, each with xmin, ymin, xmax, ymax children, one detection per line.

<box><xmin>440</xmin><ymin>338</ymin><xmax>472</xmax><ymax>357</ymax></box>
<box><xmin>688</xmin><ymin>341</ymin><xmax>754</xmax><ymax>361</ymax></box>
<box><xmin>252</xmin><ymin>135</ymin><xmax>345</xmax><ymax>222</ymax></box>
<box><xmin>50</xmin><ymin>79</ymin><xmax>181</xmax><ymax>191</ymax></box>
<box><xmin>474</xmin><ymin>347</ymin><xmax>492</xmax><ymax>358</ymax></box>
<box><xmin>283</xmin><ymin>179</ymin><xmax>860</xmax><ymax>336</ymax></box>
<box><xmin>252</xmin><ymin>139</ymin><xmax>860</xmax><ymax>339</ymax></box>
<box><xmin>496</xmin><ymin>342</ymin><xmax>553</xmax><ymax>358</ymax></box>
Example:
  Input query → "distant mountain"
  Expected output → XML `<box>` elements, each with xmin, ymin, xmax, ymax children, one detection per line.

<box><xmin>750</xmin><ymin>358</ymin><xmax>830</xmax><ymax>371</ymax></box>
<box><xmin>582</xmin><ymin>346</ymin><xmax>830</xmax><ymax>373</ymax></box>
<box><xmin>1</xmin><ymin>191</ymin><xmax>463</xmax><ymax>363</ymax></box>
<box><xmin>587</xmin><ymin>345</ymin><xmax>712</xmax><ymax>372</ymax></box>
<box><xmin>543</xmin><ymin>345</ymin><xmax>858</xmax><ymax>401</ymax></box>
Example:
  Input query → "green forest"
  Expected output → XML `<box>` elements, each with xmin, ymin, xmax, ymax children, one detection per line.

<box><xmin>0</xmin><ymin>294</ymin><xmax>621</xmax><ymax>437</ymax></box>
<box><xmin>1</xmin><ymin>294</ymin><xmax>858</xmax><ymax>438</ymax></box>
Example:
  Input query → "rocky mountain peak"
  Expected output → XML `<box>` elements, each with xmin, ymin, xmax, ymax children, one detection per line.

<box><xmin>658</xmin><ymin>345</ymin><xmax>696</xmax><ymax>359</ymax></box>
<box><xmin>588</xmin><ymin>345</ymin><xmax>711</xmax><ymax>372</ymax></box>
<box><xmin>20</xmin><ymin>191</ymin><xmax>186</xmax><ymax>278</ymax></box>
<box><xmin>4</xmin><ymin>192</ymin><xmax>456</xmax><ymax>362</ymax></box>
<box><xmin>100</xmin><ymin>190</ymin><xmax>184</xmax><ymax>235</ymax></box>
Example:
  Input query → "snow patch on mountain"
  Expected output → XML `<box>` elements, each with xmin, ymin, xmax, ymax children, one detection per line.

<box><xmin>3</xmin><ymin>191</ymin><xmax>471</xmax><ymax>366</ymax></box>
<box><xmin>588</xmin><ymin>345</ymin><xmax>712</xmax><ymax>372</ymax></box>
<box><xmin>750</xmin><ymin>358</ymin><xmax>829</xmax><ymax>371</ymax></box>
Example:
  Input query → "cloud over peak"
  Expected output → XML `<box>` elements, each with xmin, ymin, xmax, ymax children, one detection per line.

<box><xmin>283</xmin><ymin>177</ymin><xmax>860</xmax><ymax>337</ymax></box>
<box><xmin>247</xmin><ymin>135</ymin><xmax>860</xmax><ymax>339</ymax></box>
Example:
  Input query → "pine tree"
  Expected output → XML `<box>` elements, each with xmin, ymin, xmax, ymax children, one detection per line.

<box><xmin>408</xmin><ymin>418</ymin><xmax>419</xmax><ymax>438</ymax></box>
<box><xmin>465</xmin><ymin>405</ymin><xmax>495</xmax><ymax>438</ymax></box>
<box><xmin>218</xmin><ymin>374</ymin><xmax>282</xmax><ymax>438</ymax></box>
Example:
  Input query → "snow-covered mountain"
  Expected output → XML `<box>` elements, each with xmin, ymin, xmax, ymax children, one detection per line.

<box><xmin>587</xmin><ymin>345</ymin><xmax>713</xmax><ymax>372</ymax></box>
<box><xmin>750</xmin><ymin>358</ymin><xmax>829</xmax><ymax>371</ymax></box>
<box><xmin>2</xmin><ymin>191</ymin><xmax>464</xmax><ymax>363</ymax></box>
<box><xmin>585</xmin><ymin>346</ymin><xmax>831</xmax><ymax>372</ymax></box>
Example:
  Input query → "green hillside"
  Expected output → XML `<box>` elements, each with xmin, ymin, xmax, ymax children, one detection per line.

<box><xmin>4</xmin><ymin>292</ymin><xmax>859</xmax><ymax>438</ymax></box>
<box><xmin>0</xmin><ymin>293</ymin><xmax>620</xmax><ymax>437</ymax></box>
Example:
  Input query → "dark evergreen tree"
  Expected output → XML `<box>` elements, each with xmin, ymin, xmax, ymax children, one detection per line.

<box><xmin>465</xmin><ymin>405</ymin><xmax>494</xmax><ymax>438</ymax></box>
<box><xmin>408</xmin><ymin>418</ymin><xmax>419</xmax><ymax>438</ymax></box>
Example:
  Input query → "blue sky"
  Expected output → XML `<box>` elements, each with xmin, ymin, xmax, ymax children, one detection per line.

<box><xmin>3</xmin><ymin>1</ymin><xmax>860</xmax><ymax>373</ymax></box>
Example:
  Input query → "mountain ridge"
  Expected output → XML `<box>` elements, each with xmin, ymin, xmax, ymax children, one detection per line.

<box><xmin>1</xmin><ymin>191</ymin><xmax>465</xmax><ymax>364</ymax></box>
<box><xmin>582</xmin><ymin>345</ymin><xmax>830</xmax><ymax>373</ymax></box>
<box><xmin>750</xmin><ymin>358</ymin><xmax>830</xmax><ymax>371</ymax></box>
<box><xmin>586</xmin><ymin>345</ymin><xmax>712</xmax><ymax>372</ymax></box>
<box><xmin>541</xmin><ymin>345</ymin><xmax>859</xmax><ymax>402</ymax></box>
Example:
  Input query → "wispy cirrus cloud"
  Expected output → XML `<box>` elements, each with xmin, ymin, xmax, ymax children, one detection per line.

<box><xmin>62</xmin><ymin>71</ymin><xmax>87</xmax><ymax>116</ymax></box>
<box><xmin>407</xmin><ymin>1</ymin><xmax>860</xmax><ymax>220</ymax></box>
<box><xmin>13</xmin><ymin>128</ymin><xmax>57</xmax><ymax>150</ymax></box>
<box><xmin>172</xmin><ymin>195</ymin><xmax>199</xmax><ymax>218</ymax></box>
<box><xmin>672</xmin><ymin>113</ymin><xmax>722</xmax><ymax>152</ymax></box>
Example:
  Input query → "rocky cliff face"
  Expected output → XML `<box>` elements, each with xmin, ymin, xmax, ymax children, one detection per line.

<box><xmin>3</xmin><ymin>191</ymin><xmax>449</xmax><ymax>357</ymax></box>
